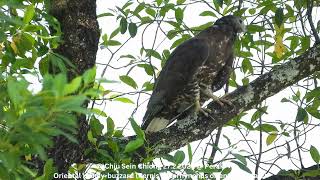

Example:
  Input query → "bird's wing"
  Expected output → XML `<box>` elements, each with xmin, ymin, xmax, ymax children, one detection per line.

<box><xmin>142</xmin><ymin>38</ymin><xmax>209</xmax><ymax>130</ymax></box>
<box><xmin>211</xmin><ymin>54</ymin><xmax>234</xmax><ymax>92</ymax></box>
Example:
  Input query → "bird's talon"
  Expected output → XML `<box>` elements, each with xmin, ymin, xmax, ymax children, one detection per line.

<box><xmin>200</xmin><ymin>108</ymin><xmax>211</xmax><ymax>117</ymax></box>
<box><xmin>219</xmin><ymin>98</ymin><xmax>233</xmax><ymax>106</ymax></box>
<box><xmin>215</xmin><ymin>99</ymin><xmax>225</xmax><ymax>106</ymax></box>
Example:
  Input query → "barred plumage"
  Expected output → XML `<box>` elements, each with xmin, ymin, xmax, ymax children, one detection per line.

<box><xmin>141</xmin><ymin>15</ymin><xmax>245</xmax><ymax>133</ymax></box>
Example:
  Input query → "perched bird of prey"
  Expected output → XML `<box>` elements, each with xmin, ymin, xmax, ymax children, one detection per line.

<box><xmin>141</xmin><ymin>15</ymin><xmax>245</xmax><ymax>133</ymax></box>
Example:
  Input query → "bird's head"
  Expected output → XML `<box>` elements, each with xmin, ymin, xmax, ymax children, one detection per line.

<box><xmin>214</xmin><ymin>15</ymin><xmax>246</xmax><ymax>33</ymax></box>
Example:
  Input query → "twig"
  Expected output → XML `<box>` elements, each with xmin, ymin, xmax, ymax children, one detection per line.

<box><xmin>307</xmin><ymin>0</ymin><xmax>320</xmax><ymax>44</ymax></box>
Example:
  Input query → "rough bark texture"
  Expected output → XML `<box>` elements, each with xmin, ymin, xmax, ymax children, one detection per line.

<box><xmin>115</xmin><ymin>44</ymin><xmax>320</xmax><ymax>160</ymax></box>
<box><xmin>48</xmin><ymin>0</ymin><xmax>99</xmax><ymax>173</ymax></box>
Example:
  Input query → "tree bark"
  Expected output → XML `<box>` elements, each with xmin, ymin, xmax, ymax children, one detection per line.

<box><xmin>262</xmin><ymin>164</ymin><xmax>320</xmax><ymax>180</ymax></box>
<box><xmin>47</xmin><ymin>0</ymin><xmax>99</xmax><ymax>173</ymax></box>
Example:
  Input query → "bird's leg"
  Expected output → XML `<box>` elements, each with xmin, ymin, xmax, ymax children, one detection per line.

<box><xmin>219</xmin><ymin>93</ymin><xmax>233</xmax><ymax>106</ymax></box>
<box><xmin>194</xmin><ymin>95</ymin><xmax>211</xmax><ymax>117</ymax></box>
<box><xmin>201</xmin><ymin>88</ymin><xmax>232</xmax><ymax>106</ymax></box>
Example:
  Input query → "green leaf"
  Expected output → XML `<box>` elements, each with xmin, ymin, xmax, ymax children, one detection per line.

<box><xmin>102</xmin><ymin>34</ymin><xmax>108</xmax><ymax>45</ymax></box>
<box><xmin>242</xmin><ymin>59</ymin><xmax>253</xmax><ymax>74</ymax></box>
<box><xmin>238</xmin><ymin>51</ymin><xmax>253</xmax><ymax>58</ymax></box>
<box><xmin>83</xmin><ymin>66</ymin><xmax>96</xmax><ymax>85</ymax></box>
<box><xmin>174</xmin><ymin>150</ymin><xmax>185</xmax><ymax>165</ymax></box>
<box><xmin>296</xmin><ymin>107</ymin><xmax>308</xmax><ymax>124</ymax></box>
<box><xmin>130</xmin><ymin>118</ymin><xmax>145</xmax><ymax>140</ymax></box>
<box><xmin>289</xmin><ymin>36</ymin><xmax>299</xmax><ymax>50</ymax></box>
<box><xmin>107</xmin><ymin>40</ymin><xmax>122</xmax><ymax>46</ymax></box>
<box><xmin>37</xmin><ymin>159</ymin><xmax>54</xmax><ymax>180</ymax></box>
<box><xmin>310</xmin><ymin>145</ymin><xmax>320</xmax><ymax>163</ymax></box>
<box><xmin>124</xmin><ymin>138</ymin><xmax>144</xmax><ymax>153</ymax></box>
<box><xmin>274</xmin><ymin>8</ymin><xmax>284</xmax><ymax>27</ymax></box>
<box><xmin>231</xmin><ymin>161</ymin><xmax>252</xmax><ymax>174</ymax></box>
<box><xmin>301</xmin><ymin>36</ymin><xmax>310</xmax><ymax>51</ymax></box>
<box><xmin>249</xmin><ymin>8</ymin><xmax>256</xmax><ymax>15</ymax></box>
<box><xmin>120</xmin><ymin>17</ymin><xmax>127</xmax><ymax>34</ymax></box>
<box><xmin>160</xmin><ymin>4</ymin><xmax>172</xmax><ymax>17</ymax></box>
<box><xmin>97</xmin><ymin>12</ymin><xmax>114</xmax><ymax>18</ymax></box>
<box><xmin>145</xmin><ymin>7</ymin><xmax>156</xmax><ymax>17</ymax></box>
<box><xmin>107</xmin><ymin>139</ymin><xmax>119</xmax><ymax>152</ymax></box>
<box><xmin>133</xmin><ymin>3</ymin><xmax>145</xmax><ymax>15</ymax></box>
<box><xmin>221</xmin><ymin>167</ymin><xmax>232</xmax><ymax>175</ymax></box>
<box><xmin>87</xmin><ymin>130</ymin><xmax>97</xmax><ymax>145</ymax></box>
<box><xmin>214</xmin><ymin>0</ymin><xmax>223</xmax><ymax>7</ymax></box>
<box><xmin>91</xmin><ymin>108</ymin><xmax>108</xmax><ymax>117</ymax></box>
<box><xmin>242</xmin><ymin>77</ymin><xmax>249</xmax><ymax>86</ymax></box>
<box><xmin>306</xmin><ymin>87</ymin><xmax>320</xmax><ymax>102</ymax></box>
<box><xmin>162</xmin><ymin>154</ymin><xmax>175</xmax><ymax>163</ymax></box>
<box><xmin>145</xmin><ymin>49</ymin><xmax>162</xmax><ymax>60</ymax></box>
<box><xmin>23</xmin><ymin>4</ymin><xmax>35</xmax><ymax>24</ymax></box>
<box><xmin>55</xmin><ymin>95</ymin><xmax>87</xmax><ymax>113</ymax></box>
<box><xmin>223</xmin><ymin>134</ymin><xmax>231</xmax><ymax>145</ymax></box>
<box><xmin>110</xmin><ymin>28</ymin><xmax>120</xmax><ymax>39</ymax></box>
<box><xmin>142</xmin><ymin>82</ymin><xmax>154</xmax><ymax>91</ymax></box>
<box><xmin>266</xmin><ymin>133</ymin><xmax>277</xmax><ymax>145</ymax></box>
<box><xmin>232</xmin><ymin>153</ymin><xmax>247</xmax><ymax>165</ymax></box>
<box><xmin>247</xmin><ymin>25</ymin><xmax>265</xmax><ymax>33</ymax></box>
<box><xmin>90</xmin><ymin>116</ymin><xmax>104</xmax><ymax>136</ymax></box>
<box><xmin>7</xmin><ymin>77</ymin><xmax>30</xmax><ymax>108</ymax></box>
<box><xmin>170</xmin><ymin>34</ymin><xmax>191</xmax><ymax>49</ymax></box>
<box><xmin>306</xmin><ymin>106</ymin><xmax>320</xmax><ymax>119</ymax></box>
<box><xmin>51</xmin><ymin>73</ymin><xmax>67</xmax><ymax>96</ymax></box>
<box><xmin>302</xmin><ymin>169</ymin><xmax>320</xmax><ymax>177</ymax></box>
<box><xmin>12</xmin><ymin>33</ymin><xmax>35</xmax><ymax>55</ymax></box>
<box><xmin>114</xmin><ymin>97</ymin><xmax>134</xmax><ymax>104</ymax></box>
<box><xmin>120</xmin><ymin>54</ymin><xmax>135</xmax><ymax>59</ymax></box>
<box><xmin>199</xmin><ymin>11</ymin><xmax>217</xmax><ymax>17</ymax></box>
<box><xmin>35</xmin><ymin>144</ymin><xmax>47</xmax><ymax>160</ymax></box>
<box><xmin>281</xmin><ymin>98</ymin><xmax>291</xmax><ymax>103</ymax></box>
<box><xmin>256</xmin><ymin>124</ymin><xmax>278</xmax><ymax>133</ymax></box>
<box><xmin>48</xmin><ymin>53</ymin><xmax>73</xmax><ymax>73</ymax></box>
<box><xmin>239</xmin><ymin>121</ymin><xmax>254</xmax><ymax>130</ymax></box>
<box><xmin>119</xmin><ymin>75</ymin><xmax>138</xmax><ymax>89</ymax></box>
<box><xmin>187</xmin><ymin>144</ymin><xmax>192</xmax><ymax>164</ymax></box>
<box><xmin>122</xmin><ymin>1</ymin><xmax>133</xmax><ymax>10</ymax></box>
<box><xmin>251</xmin><ymin>106</ymin><xmax>268</xmax><ymax>122</ymax></box>
<box><xmin>175</xmin><ymin>8</ymin><xmax>184</xmax><ymax>22</ymax></box>
<box><xmin>192</xmin><ymin>22</ymin><xmax>213</xmax><ymax>31</ymax></box>
<box><xmin>23</xmin><ymin>24</ymin><xmax>42</xmax><ymax>32</ymax></box>
<box><xmin>137</xmin><ymin>64</ymin><xmax>156</xmax><ymax>76</ymax></box>
<box><xmin>107</xmin><ymin>117</ymin><xmax>115</xmax><ymax>136</ymax></box>
<box><xmin>63</xmin><ymin>76</ymin><xmax>82</xmax><ymax>95</ymax></box>
<box><xmin>128</xmin><ymin>23</ymin><xmax>137</xmax><ymax>38</ymax></box>
<box><xmin>234</xmin><ymin>8</ymin><xmax>248</xmax><ymax>16</ymax></box>
<box><xmin>156</xmin><ymin>0</ymin><xmax>163</xmax><ymax>6</ymax></box>
<box><xmin>177</xmin><ymin>0</ymin><xmax>186</xmax><ymax>4</ymax></box>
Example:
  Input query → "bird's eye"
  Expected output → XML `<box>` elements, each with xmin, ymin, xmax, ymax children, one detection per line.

<box><xmin>239</xmin><ymin>19</ymin><xmax>243</xmax><ymax>23</ymax></box>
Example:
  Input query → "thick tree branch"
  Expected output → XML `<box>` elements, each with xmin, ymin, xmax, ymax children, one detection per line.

<box><xmin>115</xmin><ymin>44</ymin><xmax>320</xmax><ymax>159</ymax></box>
<box><xmin>262</xmin><ymin>164</ymin><xmax>320</xmax><ymax>180</ymax></box>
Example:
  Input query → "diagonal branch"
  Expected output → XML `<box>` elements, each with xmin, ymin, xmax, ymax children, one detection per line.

<box><xmin>97</xmin><ymin>44</ymin><xmax>320</xmax><ymax>161</ymax></box>
<box><xmin>306</xmin><ymin>0</ymin><xmax>320</xmax><ymax>44</ymax></box>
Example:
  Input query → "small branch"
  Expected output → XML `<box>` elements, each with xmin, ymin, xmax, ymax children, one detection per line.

<box><xmin>254</xmin><ymin>116</ymin><xmax>263</xmax><ymax>180</ymax></box>
<box><xmin>238</xmin><ymin>0</ymin><xmax>243</xmax><ymax>11</ymax></box>
<box><xmin>208</xmin><ymin>127</ymin><xmax>222</xmax><ymax>165</ymax></box>
<box><xmin>306</xmin><ymin>0</ymin><xmax>320</xmax><ymax>44</ymax></box>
